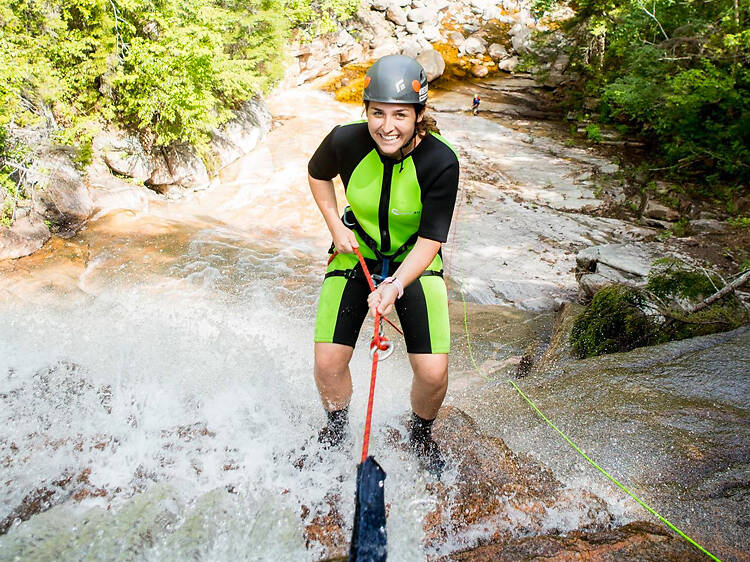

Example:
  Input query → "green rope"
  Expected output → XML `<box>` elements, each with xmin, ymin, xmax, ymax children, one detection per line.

<box><xmin>507</xmin><ymin>379</ymin><xmax>722</xmax><ymax>561</ymax></box>
<box><xmin>460</xmin><ymin>282</ymin><xmax>481</xmax><ymax>373</ymax></box>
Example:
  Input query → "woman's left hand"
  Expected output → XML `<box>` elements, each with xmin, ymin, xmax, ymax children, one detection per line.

<box><xmin>368</xmin><ymin>284</ymin><xmax>399</xmax><ymax>317</ymax></box>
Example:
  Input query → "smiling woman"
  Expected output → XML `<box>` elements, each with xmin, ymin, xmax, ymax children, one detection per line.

<box><xmin>307</xmin><ymin>55</ymin><xmax>460</xmax><ymax>477</ymax></box>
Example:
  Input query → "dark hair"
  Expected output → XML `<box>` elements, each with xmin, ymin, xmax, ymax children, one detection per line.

<box><xmin>415</xmin><ymin>105</ymin><xmax>440</xmax><ymax>136</ymax></box>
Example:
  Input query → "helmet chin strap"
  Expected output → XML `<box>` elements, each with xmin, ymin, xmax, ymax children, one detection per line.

<box><xmin>397</xmin><ymin>125</ymin><xmax>418</xmax><ymax>170</ymax></box>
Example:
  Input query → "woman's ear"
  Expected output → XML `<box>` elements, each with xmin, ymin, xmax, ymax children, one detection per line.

<box><xmin>416</xmin><ymin>107</ymin><xmax>425</xmax><ymax>123</ymax></box>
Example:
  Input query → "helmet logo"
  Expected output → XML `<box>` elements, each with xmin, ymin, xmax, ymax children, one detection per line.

<box><xmin>412</xmin><ymin>80</ymin><xmax>421</xmax><ymax>93</ymax></box>
<box><xmin>364</xmin><ymin>76</ymin><xmax>371</xmax><ymax>88</ymax></box>
<box><xmin>395</xmin><ymin>79</ymin><xmax>405</xmax><ymax>93</ymax></box>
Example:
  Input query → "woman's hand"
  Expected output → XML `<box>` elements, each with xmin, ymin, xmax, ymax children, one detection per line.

<box><xmin>332</xmin><ymin>221</ymin><xmax>359</xmax><ymax>254</ymax></box>
<box><xmin>368</xmin><ymin>284</ymin><xmax>399</xmax><ymax>317</ymax></box>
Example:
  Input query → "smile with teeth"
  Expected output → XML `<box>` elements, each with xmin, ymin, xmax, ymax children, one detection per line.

<box><xmin>379</xmin><ymin>132</ymin><xmax>400</xmax><ymax>142</ymax></box>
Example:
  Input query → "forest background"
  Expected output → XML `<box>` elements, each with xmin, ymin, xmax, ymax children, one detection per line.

<box><xmin>1</xmin><ymin>0</ymin><xmax>748</xmax><ymax>227</ymax></box>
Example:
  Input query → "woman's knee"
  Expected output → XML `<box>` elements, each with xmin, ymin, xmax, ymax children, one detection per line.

<box><xmin>314</xmin><ymin>343</ymin><xmax>353</xmax><ymax>377</ymax></box>
<box><xmin>411</xmin><ymin>354</ymin><xmax>448</xmax><ymax>389</ymax></box>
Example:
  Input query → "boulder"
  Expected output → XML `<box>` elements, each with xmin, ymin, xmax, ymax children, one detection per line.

<box><xmin>483</xmin><ymin>5</ymin><xmax>503</xmax><ymax>20</ymax></box>
<box><xmin>511</xmin><ymin>23</ymin><xmax>532</xmax><ymax>54</ymax></box>
<box><xmin>371</xmin><ymin>38</ymin><xmax>401</xmax><ymax>58</ymax></box>
<box><xmin>210</xmin><ymin>98</ymin><xmax>272</xmax><ymax>170</ymax></box>
<box><xmin>86</xmin><ymin>158</ymin><xmax>151</xmax><ymax>217</ymax></box>
<box><xmin>405</xmin><ymin>20</ymin><xmax>420</xmax><ymax>34</ymax></box>
<box><xmin>370</xmin><ymin>0</ymin><xmax>390</xmax><ymax>10</ymax></box>
<box><xmin>386</xmin><ymin>5</ymin><xmax>408</xmax><ymax>26</ymax></box>
<box><xmin>462</xmin><ymin>36</ymin><xmax>487</xmax><ymax>56</ymax></box>
<box><xmin>399</xmin><ymin>37</ymin><xmax>421</xmax><ymax>58</ymax></box>
<box><xmin>471</xmin><ymin>63</ymin><xmax>489</xmax><ymax>78</ymax></box>
<box><xmin>422</xmin><ymin>24</ymin><xmax>442</xmax><ymax>42</ymax></box>
<box><xmin>498</xmin><ymin>55</ymin><xmax>519</xmax><ymax>72</ymax></box>
<box><xmin>296</xmin><ymin>37</ymin><xmax>342</xmax><ymax>83</ymax></box>
<box><xmin>407</xmin><ymin>7</ymin><xmax>438</xmax><ymax>23</ymax></box>
<box><xmin>101</xmin><ymin>134</ymin><xmax>153</xmax><ymax>182</ymax></box>
<box><xmin>644</xmin><ymin>200</ymin><xmax>681</xmax><ymax>222</ymax></box>
<box><xmin>0</xmin><ymin>212</ymin><xmax>51</xmax><ymax>260</ymax></box>
<box><xmin>26</xmin><ymin>149</ymin><xmax>94</xmax><ymax>236</ymax></box>
<box><xmin>146</xmin><ymin>145</ymin><xmax>210</xmax><ymax>192</ymax></box>
<box><xmin>340</xmin><ymin>42</ymin><xmax>364</xmax><ymax>64</ymax></box>
<box><xmin>356</xmin><ymin>3</ymin><xmax>397</xmax><ymax>49</ymax></box>
<box><xmin>488</xmin><ymin>42</ymin><xmax>509</xmax><ymax>60</ymax></box>
<box><xmin>417</xmin><ymin>49</ymin><xmax>445</xmax><ymax>81</ymax></box>
<box><xmin>335</xmin><ymin>29</ymin><xmax>356</xmax><ymax>47</ymax></box>
<box><xmin>575</xmin><ymin>243</ymin><xmax>667</xmax><ymax>298</ymax></box>
<box><xmin>447</xmin><ymin>30</ymin><xmax>465</xmax><ymax>47</ymax></box>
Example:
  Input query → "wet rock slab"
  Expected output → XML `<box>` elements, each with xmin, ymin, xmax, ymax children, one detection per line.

<box><xmin>305</xmin><ymin>406</ymin><xmax>700</xmax><ymax>560</ymax></box>
<box><xmin>436</xmin><ymin>520</ymin><xmax>705</xmax><ymax>561</ymax></box>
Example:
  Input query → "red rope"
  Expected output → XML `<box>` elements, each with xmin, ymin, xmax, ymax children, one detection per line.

<box><xmin>361</xmin><ymin>310</ymin><xmax>381</xmax><ymax>462</ymax></box>
<box><xmin>327</xmin><ymin>247</ymin><xmax>391</xmax><ymax>463</ymax></box>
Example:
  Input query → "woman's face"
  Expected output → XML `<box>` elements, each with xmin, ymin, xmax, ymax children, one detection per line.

<box><xmin>366</xmin><ymin>101</ymin><xmax>423</xmax><ymax>158</ymax></box>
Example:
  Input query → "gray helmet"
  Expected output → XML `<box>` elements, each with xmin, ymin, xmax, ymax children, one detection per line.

<box><xmin>363</xmin><ymin>55</ymin><xmax>428</xmax><ymax>104</ymax></box>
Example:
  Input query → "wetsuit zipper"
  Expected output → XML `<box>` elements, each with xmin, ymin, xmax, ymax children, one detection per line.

<box><xmin>379</xmin><ymin>160</ymin><xmax>393</xmax><ymax>253</ymax></box>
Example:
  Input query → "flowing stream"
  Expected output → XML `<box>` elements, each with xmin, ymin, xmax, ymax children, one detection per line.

<box><xmin>0</xmin><ymin>83</ymin><xmax>748</xmax><ymax>561</ymax></box>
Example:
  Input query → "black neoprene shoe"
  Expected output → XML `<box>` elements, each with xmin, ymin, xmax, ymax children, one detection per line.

<box><xmin>410</xmin><ymin>436</ymin><xmax>445</xmax><ymax>478</ymax></box>
<box><xmin>317</xmin><ymin>424</ymin><xmax>347</xmax><ymax>449</ymax></box>
<box><xmin>317</xmin><ymin>407</ymin><xmax>350</xmax><ymax>449</ymax></box>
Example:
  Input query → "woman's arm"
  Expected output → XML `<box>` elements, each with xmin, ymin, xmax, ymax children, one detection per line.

<box><xmin>309</xmin><ymin>173</ymin><xmax>358</xmax><ymax>253</ymax></box>
<box><xmin>367</xmin><ymin>236</ymin><xmax>441</xmax><ymax>316</ymax></box>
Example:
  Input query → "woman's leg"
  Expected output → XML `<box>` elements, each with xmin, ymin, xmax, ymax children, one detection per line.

<box><xmin>408</xmin><ymin>352</ymin><xmax>448</xmax><ymax>419</ymax></box>
<box><xmin>314</xmin><ymin>342</ymin><xmax>354</xmax><ymax>411</ymax></box>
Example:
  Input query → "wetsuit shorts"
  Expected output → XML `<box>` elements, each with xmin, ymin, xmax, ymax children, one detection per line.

<box><xmin>314</xmin><ymin>251</ymin><xmax>450</xmax><ymax>354</ymax></box>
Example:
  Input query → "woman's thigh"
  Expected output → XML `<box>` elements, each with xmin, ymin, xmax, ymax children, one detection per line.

<box><xmin>395</xmin><ymin>275</ymin><xmax>450</xmax><ymax>354</ymax></box>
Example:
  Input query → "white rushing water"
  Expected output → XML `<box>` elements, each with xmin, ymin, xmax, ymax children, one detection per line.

<box><xmin>0</xmin><ymin>252</ymin><xmax>457</xmax><ymax>560</ymax></box>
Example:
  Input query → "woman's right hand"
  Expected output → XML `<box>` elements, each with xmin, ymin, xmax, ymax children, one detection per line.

<box><xmin>331</xmin><ymin>222</ymin><xmax>359</xmax><ymax>254</ymax></box>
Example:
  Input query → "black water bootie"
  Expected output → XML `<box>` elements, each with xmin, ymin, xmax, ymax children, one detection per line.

<box><xmin>318</xmin><ymin>406</ymin><xmax>350</xmax><ymax>449</ymax></box>
<box><xmin>408</xmin><ymin>412</ymin><xmax>445</xmax><ymax>478</ymax></box>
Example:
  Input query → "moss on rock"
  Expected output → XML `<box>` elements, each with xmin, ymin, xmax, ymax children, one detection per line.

<box><xmin>570</xmin><ymin>260</ymin><xmax>749</xmax><ymax>358</ymax></box>
<box><xmin>570</xmin><ymin>285</ymin><xmax>654</xmax><ymax>358</ymax></box>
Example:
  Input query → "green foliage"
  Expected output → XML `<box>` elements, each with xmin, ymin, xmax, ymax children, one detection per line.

<box><xmin>570</xmin><ymin>285</ymin><xmax>654</xmax><ymax>357</ymax></box>
<box><xmin>533</xmin><ymin>0</ymin><xmax>750</xmax><ymax>186</ymax></box>
<box><xmin>286</xmin><ymin>0</ymin><xmax>359</xmax><ymax>39</ymax></box>
<box><xmin>585</xmin><ymin>123</ymin><xmax>602</xmax><ymax>142</ymax></box>
<box><xmin>0</xmin><ymin>0</ymin><xmax>341</xmax><ymax>163</ymax></box>
<box><xmin>727</xmin><ymin>216</ymin><xmax>750</xmax><ymax>229</ymax></box>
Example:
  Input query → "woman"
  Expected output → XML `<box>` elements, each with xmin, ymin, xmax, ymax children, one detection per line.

<box><xmin>308</xmin><ymin>55</ymin><xmax>459</xmax><ymax>475</ymax></box>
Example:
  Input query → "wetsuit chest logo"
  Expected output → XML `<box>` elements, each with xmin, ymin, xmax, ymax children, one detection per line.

<box><xmin>391</xmin><ymin>208</ymin><xmax>421</xmax><ymax>216</ymax></box>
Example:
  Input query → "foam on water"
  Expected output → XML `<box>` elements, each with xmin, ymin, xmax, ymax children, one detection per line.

<box><xmin>0</xmin><ymin>249</ymin><xmax>453</xmax><ymax>560</ymax></box>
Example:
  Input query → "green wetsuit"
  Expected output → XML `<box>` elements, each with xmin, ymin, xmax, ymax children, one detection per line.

<box><xmin>309</xmin><ymin>121</ymin><xmax>459</xmax><ymax>353</ymax></box>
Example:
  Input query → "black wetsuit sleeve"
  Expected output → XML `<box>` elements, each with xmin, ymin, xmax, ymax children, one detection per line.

<box><xmin>418</xmin><ymin>160</ymin><xmax>459</xmax><ymax>243</ymax></box>
<box><xmin>308</xmin><ymin>126</ymin><xmax>340</xmax><ymax>181</ymax></box>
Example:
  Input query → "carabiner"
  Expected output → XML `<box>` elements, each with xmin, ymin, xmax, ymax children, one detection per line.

<box><xmin>369</xmin><ymin>338</ymin><xmax>394</xmax><ymax>361</ymax></box>
<box><xmin>342</xmin><ymin>206</ymin><xmax>356</xmax><ymax>228</ymax></box>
